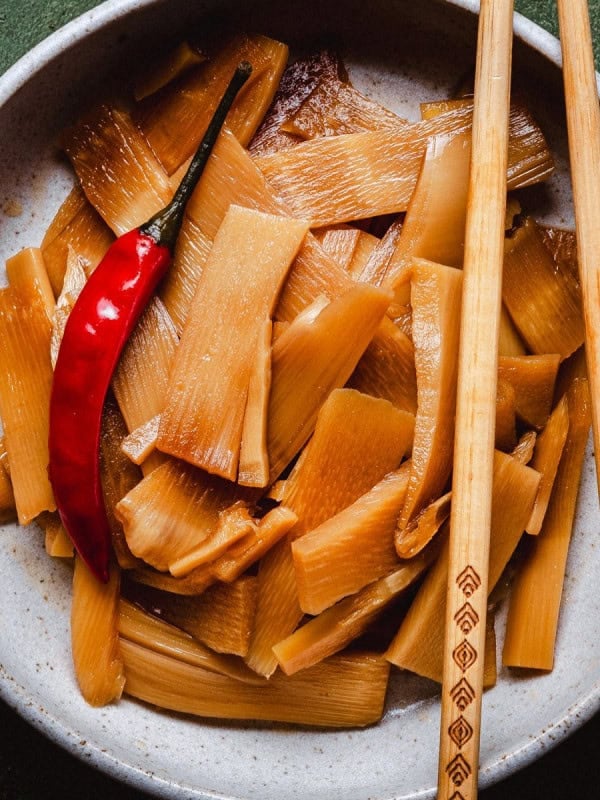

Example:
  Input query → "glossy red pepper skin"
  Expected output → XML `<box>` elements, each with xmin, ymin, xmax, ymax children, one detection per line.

<box><xmin>48</xmin><ymin>62</ymin><xmax>252</xmax><ymax>582</ymax></box>
<box><xmin>49</xmin><ymin>231</ymin><xmax>170</xmax><ymax>581</ymax></box>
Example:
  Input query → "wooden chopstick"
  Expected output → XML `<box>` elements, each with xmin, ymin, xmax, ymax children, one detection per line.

<box><xmin>437</xmin><ymin>2</ymin><xmax>514</xmax><ymax>798</ymax></box>
<box><xmin>557</xmin><ymin>0</ymin><xmax>600</xmax><ymax>498</ymax></box>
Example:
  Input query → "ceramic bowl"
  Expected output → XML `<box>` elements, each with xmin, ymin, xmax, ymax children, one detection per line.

<box><xmin>1</xmin><ymin>1</ymin><xmax>599</xmax><ymax>798</ymax></box>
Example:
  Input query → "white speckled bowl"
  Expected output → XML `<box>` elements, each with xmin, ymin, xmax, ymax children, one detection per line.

<box><xmin>1</xmin><ymin>1</ymin><xmax>599</xmax><ymax>797</ymax></box>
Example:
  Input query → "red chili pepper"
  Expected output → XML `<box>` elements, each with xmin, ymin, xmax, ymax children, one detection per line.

<box><xmin>49</xmin><ymin>62</ymin><xmax>252</xmax><ymax>582</ymax></box>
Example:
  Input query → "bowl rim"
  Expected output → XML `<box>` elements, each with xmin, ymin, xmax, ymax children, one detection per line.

<box><xmin>0</xmin><ymin>1</ymin><xmax>598</xmax><ymax>798</ymax></box>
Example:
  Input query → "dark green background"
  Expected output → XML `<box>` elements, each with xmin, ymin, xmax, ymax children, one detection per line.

<box><xmin>1</xmin><ymin>1</ymin><xmax>600</xmax><ymax>799</ymax></box>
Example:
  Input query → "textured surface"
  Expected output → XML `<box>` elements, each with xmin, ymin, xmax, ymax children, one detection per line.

<box><xmin>1</xmin><ymin>2</ymin><xmax>600</xmax><ymax>800</ymax></box>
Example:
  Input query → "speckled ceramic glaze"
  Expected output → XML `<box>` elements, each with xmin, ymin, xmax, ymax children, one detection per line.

<box><xmin>0</xmin><ymin>1</ymin><xmax>599</xmax><ymax>797</ymax></box>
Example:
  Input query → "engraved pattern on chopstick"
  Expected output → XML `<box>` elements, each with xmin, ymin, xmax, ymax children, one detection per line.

<box><xmin>449</xmin><ymin>677</ymin><xmax>476</xmax><ymax>711</ymax></box>
<box><xmin>448</xmin><ymin>715</ymin><xmax>474</xmax><ymax>748</ymax></box>
<box><xmin>456</xmin><ymin>564</ymin><xmax>481</xmax><ymax>597</ymax></box>
<box><xmin>452</xmin><ymin>639</ymin><xmax>478</xmax><ymax>672</ymax></box>
<box><xmin>454</xmin><ymin>602</ymin><xmax>479</xmax><ymax>634</ymax></box>
<box><xmin>446</xmin><ymin>752</ymin><xmax>472</xmax><ymax>787</ymax></box>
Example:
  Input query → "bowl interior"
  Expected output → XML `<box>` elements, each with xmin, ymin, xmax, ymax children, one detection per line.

<box><xmin>0</xmin><ymin>2</ymin><xmax>598</xmax><ymax>799</ymax></box>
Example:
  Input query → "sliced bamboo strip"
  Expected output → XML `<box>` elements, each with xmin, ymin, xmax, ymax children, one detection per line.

<box><xmin>498</xmin><ymin>353</ymin><xmax>560</xmax><ymax>429</ymax></box>
<box><xmin>383</xmin><ymin>131</ymin><xmax>471</xmax><ymax>302</ymax></box>
<box><xmin>41</xmin><ymin>185</ymin><xmax>113</xmax><ymax>296</ymax></box>
<box><xmin>100</xmin><ymin>399</ymin><xmax>144</xmax><ymax>571</ymax></box>
<box><xmin>315</xmin><ymin>226</ymin><xmax>364</xmax><ymax>271</ymax></box>
<box><xmin>71</xmin><ymin>558</ymin><xmax>124</xmax><ymax>706</ymax></box>
<box><xmin>245</xmin><ymin>388</ymin><xmax>414</xmax><ymax>677</ymax></box>
<box><xmin>115</xmin><ymin>459</ymin><xmax>253</xmax><ymax>573</ymax></box>
<box><xmin>0</xmin><ymin>287</ymin><xmax>55</xmax><ymax>523</ymax></box>
<box><xmin>50</xmin><ymin>247</ymin><xmax>87</xmax><ymax>367</ymax></box>
<box><xmin>136</xmin><ymin>33</ymin><xmax>288</xmax><ymax>174</ymax></box>
<box><xmin>387</xmin><ymin>450</ymin><xmax>539</xmax><ymax>683</ymax></box>
<box><xmin>248</xmin><ymin>50</ymin><xmax>341</xmax><ymax>157</ymax></box>
<box><xmin>502</xmin><ymin>217</ymin><xmax>584</xmax><ymax>359</ymax></box>
<box><xmin>398</xmin><ymin>260</ymin><xmax>462</xmax><ymax>530</ymax></box>
<box><xmin>121</xmin><ymin>415</ymin><xmax>160</xmax><ymax>467</ymax></box>
<box><xmin>238</xmin><ymin>319</ymin><xmax>272</xmax><ymax>488</ymax></box>
<box><xmin>525</xmin><ymin>395</ymin><xmax>569</xmax><ymax>535</ymax></box>
<box><xmin>158</xmin><ymin>207</ymin><xmax>308</xmax><ymax>480</ymax></box>
<box><xmin>273</xmin><ymin>549</ymin><xmax>435</xmax><ymax>675</ymax></box>
<box><xmin>118</xmin><ymin>598</ymin><xmax>264</xmax><ymax>684</ymax></box>
<box><xmin>358</xmin><ymin>218</ymin><xmax>404</xmax><ymax>286</ymax></box>
<box><xmin>395</xmin><ymin>491</ymin><xmax>452</xmax><ymax>559</ymax></box>
<box><xmin>348</xmin><ymin>316</ymin><xmax>417</xmax><ymax>414</ymax></box>
<box><xmin>112</xmin><ymin>297</ymin><xmax>179</xmax><ymax>433</ymax></box>
<box><xmin>502</xmin><ymin>378</ymin><xmax>591</xmax><ymax>669</ymax></box>
<box><xmin>159</xmin><ymin>216</ymin><xmax>213</xmax><ymax>334</ymax></box>
<box><xmin>292</xmin><ymin>466</ymin><xmax>411</xmax><ymax>615</ymax></box>
<box><xmin>6</xmin><ymin>248</ymin><xmax>54</xmax><ymax>321</ymax></box>
<box><xmin>267</xmin><ymin>284</ymin><xmax>392</xmax><ymax>481</ymax></box>
<box><xmin>133</xmin><ymin>41</ymin><xmax>207</xmax><ymax>101</ymax></box>
<box><xmin>129</xmin><ymin>576</ymin><xmax>258</xmax><ymax>658</ymax></box>
<box><xmin>40</xmin><ymin>512</ymin><xmax>74</xmax><ymax>558</ymax></box>
<box><xmin>347</xmin><ymin>231</ymin><xmax>379</xmax><ymax>278</ymax></box>
<box><xmin>0</xmin><ymin>452</ymin><xmax>16</xmax><ymax>523</ymax></box>
<box><xmin>121</xmin><ymin>640</ymin><xmax>390</xmax><ymax>728</ymax></box>
<box><xmin>282</xmin><ymin>69</ymin><xmax>406</xmax><ymax>138</ymax></box>
<box><xmin>254</xmin><ymin>102</ymin><xmax>553</xmax><ymax>228</ymax></box>
<box><xmin>63</xmin><ymin>105</ymin><xmax>172</xmax><ymax>235</ymax></box>
<box><xmin>498</xmin><ymin>303</ymin><xmax>527</xmax><ymax>356</ymax></box>
<box><xmin>494</xmin><ymin>378</ymin><xmax>518</xmax><ymax>452</ymax></box>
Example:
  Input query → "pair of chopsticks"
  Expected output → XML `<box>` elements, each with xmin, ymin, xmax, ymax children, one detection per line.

<box><xmin>438</xmin><ymin>0</ymin><xmax>600</xmax><ymax>798</ymax></box>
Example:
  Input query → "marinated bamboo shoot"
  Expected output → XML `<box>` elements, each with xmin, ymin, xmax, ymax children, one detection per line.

<box><xmin>158</xmin><ymin>206</ymin><xmax>309</xmax><ymax>480</ymax></box>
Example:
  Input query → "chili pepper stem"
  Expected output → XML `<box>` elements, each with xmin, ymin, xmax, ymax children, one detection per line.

<box><xmin>141</xmin><ymin>60</ymin><xmax>252</xmax><ymax>251</ymax></box>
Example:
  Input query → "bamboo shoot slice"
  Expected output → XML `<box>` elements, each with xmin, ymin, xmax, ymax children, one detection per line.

<box><xmin>100</xmin><ymin>399</ymin><xmax>144</xmax><ymax>570</ymax></box>
<box><xmin>525</xmin><ymin>395</ymin><xmax>570</xmax><ymax>535</ymax></box>
<box><xmin>158</xmin><ymin>206</ymin><xmax>309</xmax><ymax>480</ymax></box>
<box><xmin>160</xmin><ymin>216</ymin><xmax>213</xmax><ymax>334</ymax></box>
<box><xmin>6</xmin><ymin>248</ymin><xmax>55</xmax><ymax>321</ymax></box>
<box><xmin>71</xmin><ymin>557</ymin><xmax>125</xmax><ymax>706</ymax></box>
<box><xmin>348</xmin><ymin>316</ymin><xmax>417</xmax><ymax>414</ymax></box>
<box><xmin>112</xmin><ymin>296</ymin><xmax>179</xmax><ymax>433</ymax></box>
<box><xmin>502</xmin><ymin>217</ymin><xmax>584</xmax><ymax>359</ymax></box>
<box><xmin>358</xmin><ymin>218</ymin><xmax>404</xmax><ymax>286</ymax></box>
<box><xmin>498</xmin><ymin>303</ymin><xmax>527</xmax><ymax>356</ymax></box>
<box><xmin>238</xmin><ymin>319</ymin><xmax>272</xmax><ymax>488</ymax></box>
<box><xmin>395</xmin><ymin>491</ymin><xmax>452</xmax><ymax>559</ymax></box>
<box><xmin>503</xmin><ymin>378</ymin><xmax>591</xmax><ymax>669</ymax></box>
<box><xmin>385</xmin><ymin>451</ymin><xmax>540</xmax><ymax>683</ymax></box>
<box><xmin>292</xmin><ymin>465</ymin><xmax>411</xmax><ymax>615</ymax></box>
<box><xmin>40</xmin><ymin>512</ymin><xmax>74</xmax><ymax>558</ymax></box>
<box><xmin>0</xmin><ymin>446</ymin><xmax>16</xmax><ymax>523</ymax></box>
<box><xmin>169</xmin><ymin>504</ymin><xmax>257</xmax><ymax>577</ymax></box>
<box><xmin>63</xmin><ymin>105</ymin><xmax>172</xmax><ymax>235</ymax></box>
<box><xmin>121</xmin><ymin>640</ymin><xmax>390</xmax><ymax>728</ymax></box>
<box><xmin>128</xmin><ymin>577</ymin><xmax>258</xmax><ymax>658</ymax></box>
<box><xmin>115</xmin><ymin>458</ymin><xmax>253</xmax><ymax>573</ymax></box>
<box><xmin>245</xmin><ymin>388</ymin><xmax>415</xmax><ymax>677</ymax></box>
<box><xmin>383</xmin><ymin>131</ymin><xmax>471</xmax><ymax>304</ymax></box>
<box><xmin>498</xmin><ymin>353</ymin><xmax>560</xmax><ymax>429</ymax></box>
<box><xmin>282</xmin><ymin>70</ymin><xmax>407</xmax><ymax>138</ymax></box>
<box><xmin>41</xmin><ymin>186</ymin><xmax>113</xmax><ymax>296</ymax></box>
<box><xmin>133</xmin><ymin>41</ymin><xmax>207</xmax><ymax>101</ymax></box>
<box><xmin>254</xmin><ymin>103</ymin><xmax>554</xmax><ymax>228</ymax></box>
<box><xmin>315</xmin><ymin>226</ymin><xmax>364</xmax><ymax>271</ymax></box>
<box><xmin>121</xmin><ymin>415</ymin><xmax>161</xmax><ymax>466</ymax></box>
<box><xmin>267</xmin><ymin>284</ymin><xmax>392</xmax><ymax>481</ymax></box>
<box><xmin>136</xmin><ymin>33</ymin><xmax>288</xmax><ymax>174</ymax></box>
<box><xmin>398</xmin><ymin>260</ymin><xmax>462</xmax><ymax>530</ymax></box>
<box><xmin>119</xmin><ymin>599</ymin><xmax>264</xmax><ymax>684</ymax></box>
<box><xmin>50</xmin><ymin>247</ymin><xmax>87</xmax><ymax>367</ymax></box>
<box><xmin>249</xmin><ymin>50</ymin><xmax>342</xmax><ymax>157</ymax></box>
<box><xmin>495</xmin><ymin>377</ymin><xmax>518</xmax><ymax>452</ymax></box>
<box><xmin>273</xmin><ymin>549</ymin><xmax>434</xmax><ymax>675</ymax></box>
<box><xmin>0</xmin><ymin>287</ymin><xmax>55</xmax><ymax>523</ymax></box>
